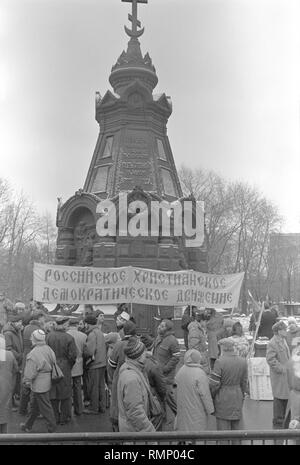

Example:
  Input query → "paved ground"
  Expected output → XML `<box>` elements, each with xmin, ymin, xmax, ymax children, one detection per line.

<box><xmin>7</xmin><ymin>397</ymin><xmax>273</xmax><ymax>435</ymax></box>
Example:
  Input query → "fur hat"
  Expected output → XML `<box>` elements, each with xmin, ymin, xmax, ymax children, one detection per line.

<box><xmin>272</xmin><ymin>321</ymin><xmax>287</xmax><ymax>334</ymax></box>
<box><xmin>123</xmin><ymin>320</ymin><xmax>137</xmax><ymax>336</ymax></box>
<box><xmin>56</xmin><ymin>316</ymin><xmax>70</xmax><ymax>325</ymax></box>
<box><xmin>218</xmin><ymin>337</ymin><xmax>236</xmax><ymax>352</ymax></box>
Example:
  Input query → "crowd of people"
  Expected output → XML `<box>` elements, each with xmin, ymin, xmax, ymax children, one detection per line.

<box><xmin>1</xmin><ymin>292</ymin><xmax>300</xmax><ymax>439</ymax></box>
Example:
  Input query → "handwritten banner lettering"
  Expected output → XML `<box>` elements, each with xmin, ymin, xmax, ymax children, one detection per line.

<box><xmin>33</xmin><ymin>263</ymin><xmax>244</xmax><ymax>308</ymax></box>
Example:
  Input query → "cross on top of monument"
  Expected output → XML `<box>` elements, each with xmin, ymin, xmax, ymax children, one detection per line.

<box><xmin>122</xmin><ymin>0</ymin><xmax>148</xmax><ymax>39</ymax></box>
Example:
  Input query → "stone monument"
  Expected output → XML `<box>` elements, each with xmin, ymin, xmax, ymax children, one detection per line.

<box><xmin>55</xmin><ymin>0</ymin><xmax>207</xmax><ymax>332</ymax></box>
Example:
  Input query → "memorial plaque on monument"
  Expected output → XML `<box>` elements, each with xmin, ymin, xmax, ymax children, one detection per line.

<box><xmin>115</xmin><ymin>130</ymin><xmax>156</xmax><ymax>191</ymax></box>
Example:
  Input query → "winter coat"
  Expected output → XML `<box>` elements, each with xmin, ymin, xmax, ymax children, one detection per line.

<box><xmin>3</xmin><ymin>322</ymin><xmax>23</xmax><ymax>368</ymax></box>
<box><xmin>144</xmin><ymin>353</ymin><xmax>167</xmax><ymax>403</ymax></box>
<box><xmin>206</xmin><ymin>315</ymin><xmax>223</xmax><ymax>359</ymax></box>
<box><xmin>117</xmin><ymin>360</ymin><xmax>155</xmax><ymax>433</ymax></box>
<box><xmin>209</xmin><ymin>353</ymin><xmax>248</xmax><ymax>420</ymax></box>
<box><xmin>0</xmin><ymin>350</ymin><xmax>18</xmax><ymax>424</ymax></box>
<box><xmin>47</xmin><ymin>327</ymin><xmax>77</xmax><ymax>400</ymax></box>
<box><xmin>23</xmin><ymin>321</ymin><xmax>41</xmax><ymax>359</ymax></box>
<box><xmin>23</xmin><ymin>343</ymin><xmax>56</xmax><ymax>393</ymax></box>
<box><xmin>266</xmin><ymin>335</ymin><xmax>290</xmax><ymax>399</ymax></box>
<box><xmin>258</xmin><ymin>311</ymin><xmax>277</xmax><ymax>339</ymax></box>
<box><xmin>188</xmin><ymin>321</ymin><xmax>207</xmax><ymax>352</ymax></box>
<box><xmin>286</xmin><ymin>328</ymin><xmax>300</xmax><ymax>353</ymax></box>
<box><xmin>108</xmin><ymin>336</ymin><xmax>131</xmax><ymax>423</ymax></box>
<box><xmin>67</xmin><ymin>328</ymin><xmax>87</xmax><ymax>377</ymax></box>
<box><xmin>181</xmin><ymin>312</ymin><xmax>192</xmax><ymax>350</ymax></box>
<box><xmin>175</xmin><ymin>352</ymin><xmax>214</xmax><ymax>432</ymax></box>
<box><xmin>153</xmin><ymin>330</ymin><xmax>181</xmax><ymax>384</ymax></box>
<box><xmin>83</xmin><ymin>325</ymin><xmax>106</xmax><ymax>370</ymax></box>
<box><xmin>0</xmin><ymin>298</ymin><xmax>13</xmax><ymax>327</ymax></box>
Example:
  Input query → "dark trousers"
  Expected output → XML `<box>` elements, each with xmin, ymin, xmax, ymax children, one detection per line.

<box><xmin>0</xmin><ymin>424</ymin><xmax>8</xmax><ymax>434</ymax></box>
<box><xmin>273</xmin><ymin>398</ymin><xmax>288</xmax><ymax>428</ymax></box>
<box><xmin>72</xmin><ymin>376</ymin><xmax>83</xmax><ymax>415</ymax></box>
<box><xmin>25</xmin><ymin>392</ymin><xmax>56</xmax><ymax>433</ymax></box>
<box><xmin>19</xmin><ymin>384</ymin><xmax>32</xmax><ymax>415</ymax></box>
<box><xmin>86</xmin><ymin>366</ymin><xmax>106</xmax><ymax>413</ymax></box>
<box><xmin>51</xmin><ymin>398</ymin><xmax>72</xmax><ymax>424</ymax></box>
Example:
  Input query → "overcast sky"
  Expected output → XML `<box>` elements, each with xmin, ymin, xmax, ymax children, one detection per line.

<box><xmin>0</xmin><ymin>0</ymin><xmax>300</xmax><ymax>232</ymax></box>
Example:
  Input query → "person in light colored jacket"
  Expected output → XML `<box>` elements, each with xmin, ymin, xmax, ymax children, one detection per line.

<box><xmin>67</xmin><ymin>318</ymin><xmax>87</xmax><ymax>416</ymax></box>
<box><xmin>20</xmin><ymin>329</ymin><xmax>57</xmax><ymax>433</ymax></box>
<box><xmin>117</xmin><ymin>337</ymin><xmax>155</xmax><ymax>433</ymax></box>
<box><xmin>175</xmin><ymin>349</ymin><xmax>214</xmax><ymax>432</ymax></box>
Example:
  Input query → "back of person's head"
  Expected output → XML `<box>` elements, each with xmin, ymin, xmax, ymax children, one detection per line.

<box><xmin>123</xmin><ymin>320</ymin><xmax>137</xmax><ymax>336</ymax></box>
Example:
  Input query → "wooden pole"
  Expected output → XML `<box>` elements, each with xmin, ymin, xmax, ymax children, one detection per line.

<box><xmin>248</xmin><ymin>291</ymin><xmax>264</xmax><ymax>359</ymax></box>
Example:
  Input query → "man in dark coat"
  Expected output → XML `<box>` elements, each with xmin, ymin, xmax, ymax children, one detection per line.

<box><xmin>82</xmin><ymin>314</ymin><xmax>107</xmax><ymax>415</ymax></box>
<box><xmin>266</xmin><ymin>320</ymin><xmax>290</xmax><ymax>429</ymax></box>
<box><xmin>46</xmin><ymin>316</ymin><xmax>77</xmax><ymax>425</ymax></box>
<box><xmin>153</xmin><ymin>319</ymin><xmax>181</xmax><ymax>431</ymax></box>
<box><xmin>3</xmin><ymin>314</ymin><xmax>24</xmax><ymax>409</ymax></box>
<box><xmin>181</xmin><ymin>307</ymin><xmax>193</xmax><ymax>350</ymax></box>
<box><xmin>0</xmin><ymin>334</ymin><xmax>18</xmax><ymax>433</ymax></box>
<box><xmin>209</xmin><ymin>338</ymin><xmax>248</xmax><ymax>433</ymax></box>
<box><xmin>140</xmin><ymin>333</ymin><xmax>166</xmax><ymax>430</ymax></box>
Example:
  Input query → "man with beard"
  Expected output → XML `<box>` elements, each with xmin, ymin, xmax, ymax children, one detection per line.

<box><xmin>153</xmin><ymin>319</ymin><xmax>181</xmax><ymax>430</ymax></box>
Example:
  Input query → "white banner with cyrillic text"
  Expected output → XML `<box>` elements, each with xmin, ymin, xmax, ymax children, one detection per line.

<box><xmin>33</xmin><ymin>263</ymin><xmax>244</xmax><ymax>308</ymax></box>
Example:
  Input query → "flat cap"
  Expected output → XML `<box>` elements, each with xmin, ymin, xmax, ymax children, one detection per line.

<box><xmin>56</xmin><ymin>316</ymin><xmax>70</xmax><ymax>325</ymax></box>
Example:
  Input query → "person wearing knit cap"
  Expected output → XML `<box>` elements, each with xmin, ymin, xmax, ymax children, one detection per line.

<box><xmin>286</xmin><ymin>318</ymin><xmax>300</xmax><ymax>353</ymax></box>
<box><xmin>209</xmin><ymin>337</ymin><xmax>248</xmax><ymax>434</ymax></box>
<box><xmin>46</xmin><ymin>315</ymin><xmax>77</xmax><ymax>425</ymax></box>
<box><xmin>117</xmin><ymin>336</ymin><xmax>155</xmax><ymax>433</ymax></box>
<box><xmin>266</xmin><ymin>320</ymin><xmax>290</xmax><ymax>429</ymax></box>
<box><xmin>153</xmin><ymin>319</ymin><xmax>180</xmax><ymax>431</ymax></box>
<box><xmin>107</xmin><ymin>320</ymin><xmax>137</xmax><ymax>431</ymax></box>
<box><xmin>20</xmin><ymin>330</ymin><xmax>57</xmax><ymax>433</ymax></box>
<box><xmin>175</xmin><ymin>349</ymin><xmax>214</xmax><ymax>432</ymax></box>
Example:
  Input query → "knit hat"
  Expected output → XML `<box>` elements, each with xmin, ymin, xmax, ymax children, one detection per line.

<box><xmin>272</xmin><ymin>321</ymin><xmax>287</xmax><ymax>333</ymax></box>
<box><xmin>184</xmin><ymin>349</ymin><xmax>202</xmax><ymax>366</ymax></box>
<box><xmin>218</xmin><ymin>337</ymin><xmax>236</xmax><ymax>352</ymax></box>
<box><xmin>124</xmin><ymin>337</ymin><xmax>146</xmax><ymax>360</ymax></box>
<box><xmin>56</xmin><ymin>316</ymin><xmax>70</xmax><ymax>325</ymax></box>
<box><xmin>31</xmin><ymin>329</ymin><xmax>46</xmax><ymax>344</ymax></box>
<box><xmin>140</xmin><ymin>334</ymin><xmax>155</xmax><ymax>350</ymax></box>
<box><xmin>84</xmin><ymin>314</ymin><xmax>97</xmax><ymax>325</ymax></box>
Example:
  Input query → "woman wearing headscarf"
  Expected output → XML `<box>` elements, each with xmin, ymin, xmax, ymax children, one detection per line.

<box><xmin>175</xmin><ymin>349</ymin><xmax>214</xmax><ymax>432</ymax></box>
